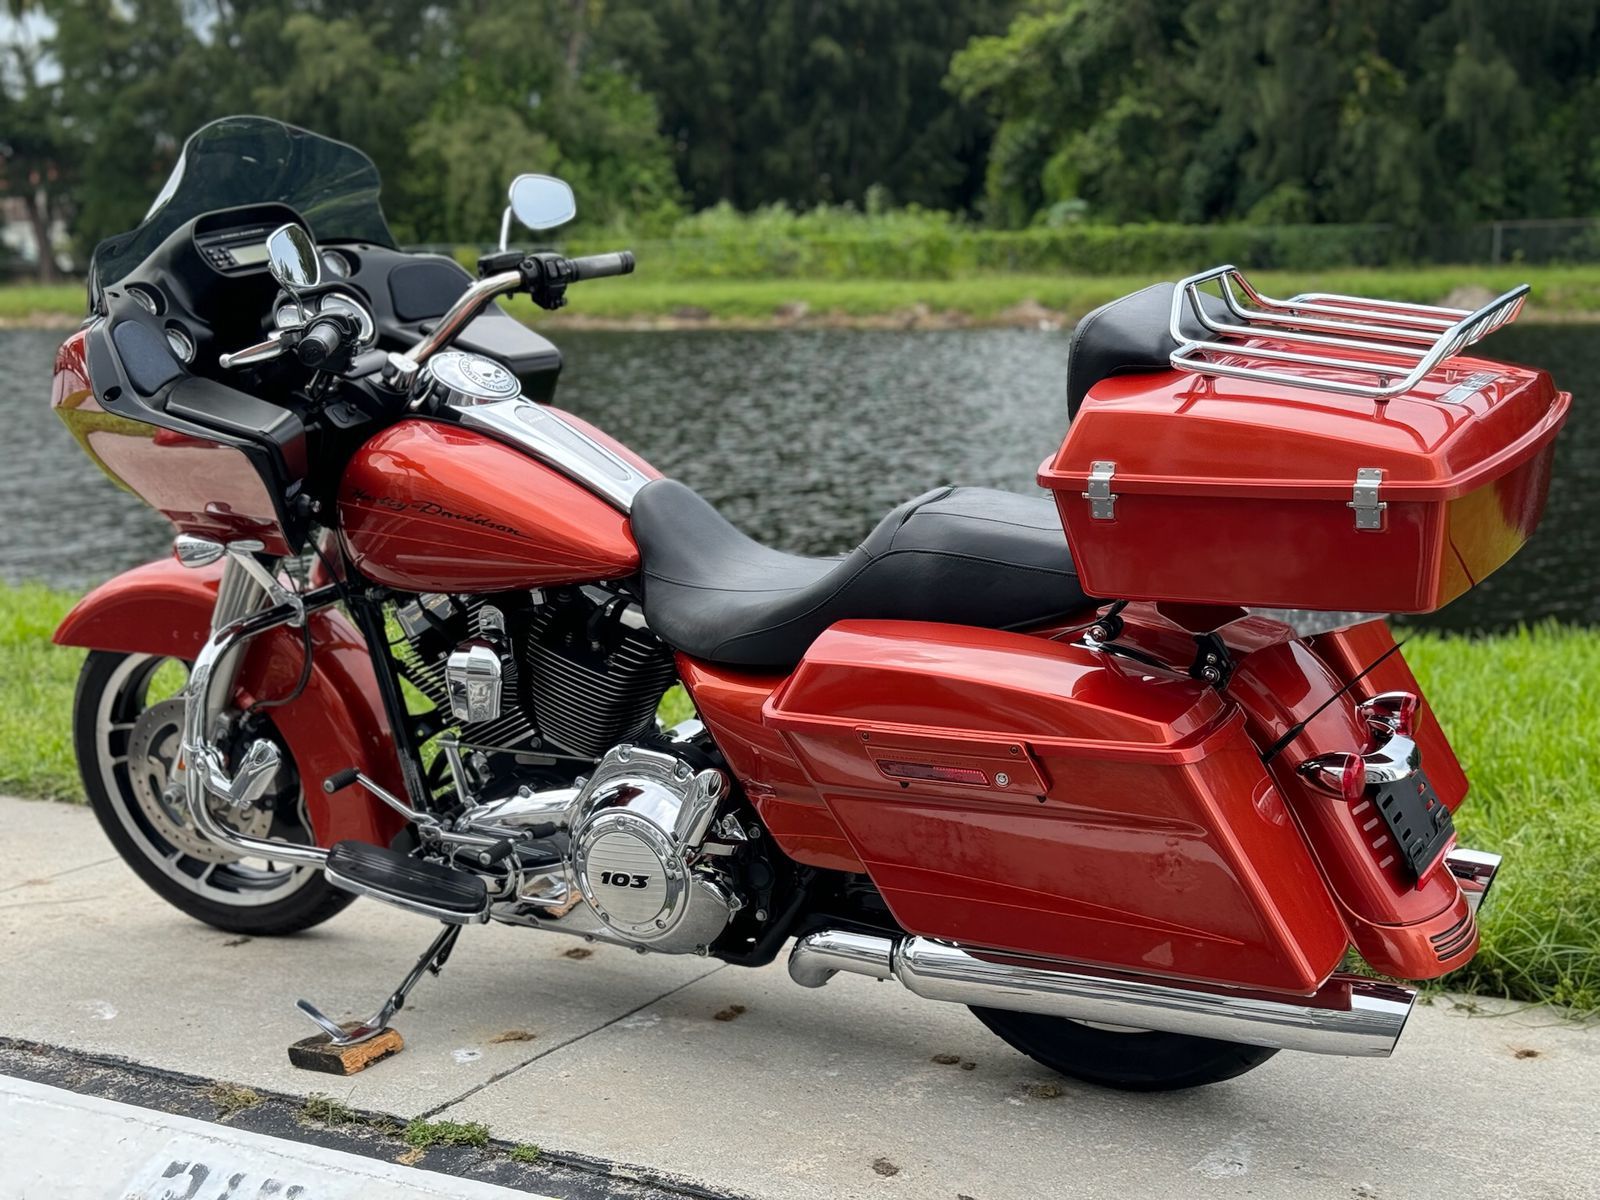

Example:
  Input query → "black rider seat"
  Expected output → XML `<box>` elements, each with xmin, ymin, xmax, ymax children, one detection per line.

<box><xmin>1065</xmin><ymin>281</ymin><xmax>1228</xmax><ymax>419</ymax></box>
<box><xmin>630</xmin><ymin>479</ymin><xmax>1095</xmax><ymax>669</ymax></box>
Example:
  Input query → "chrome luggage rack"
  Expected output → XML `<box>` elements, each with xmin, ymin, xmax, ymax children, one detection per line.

<box><xmin>1168</xmin><ymin>265</ymin><xmax>1528</xmax><ymax>401</ymax></box>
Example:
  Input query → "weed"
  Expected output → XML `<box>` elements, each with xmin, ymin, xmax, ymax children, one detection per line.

<box><xmin>300</xmin><ymin>1093</ymin><xmax>358</xmax><ymax>1126</ymax></box>
<box><xmin>208</xmin><ymin>1082</ymin><xmax>260</xmax><ymax>1118</ymax></box>
<box><xmin>403</xmin><ymin>1118</ymin><xmax>491</xmax><ymax>1150</ymax></box>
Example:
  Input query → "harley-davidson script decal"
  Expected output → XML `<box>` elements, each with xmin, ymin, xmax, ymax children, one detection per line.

<box><xmin>348</xmin><ymin>486</ymin><xmax>523</xmax><ymax>536</ymax></box>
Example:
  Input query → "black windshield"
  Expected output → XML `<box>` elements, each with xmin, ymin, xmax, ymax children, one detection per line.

<box><xmin>90</xmin><ymin>115</ymin><xmax>395</xmax><ymax>290</ymax></box>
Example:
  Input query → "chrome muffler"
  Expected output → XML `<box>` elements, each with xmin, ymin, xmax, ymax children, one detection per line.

<box><xmin>789</xmin><ymin>931</ymin><xmax>1416</xmax><ymax>1057</ymax></box>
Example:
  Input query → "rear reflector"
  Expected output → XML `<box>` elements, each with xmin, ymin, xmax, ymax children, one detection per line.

<box><xmin>877</xmin><ymin>760</ymin><xmax>990</xmax><ymax>786</ymax></box>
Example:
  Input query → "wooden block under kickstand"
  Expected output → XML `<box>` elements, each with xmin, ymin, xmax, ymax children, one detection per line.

<box><xmin>288</xmin><ymin>1025</ymin><xmax>405</xmax><ymax>1075</ymax></box>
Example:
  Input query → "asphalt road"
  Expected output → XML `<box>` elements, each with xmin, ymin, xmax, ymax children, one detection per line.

<box><xmin>3</xmin><ymin>794</ymin><xmax>1597</xmax><ymax>1200</ymax></box>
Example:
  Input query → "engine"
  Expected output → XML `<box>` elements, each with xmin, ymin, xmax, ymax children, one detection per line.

<box><xmin>390</xmin><ymin>585</ymin><xmax>678</xmax><ymax>776</ymax></box>
<box><xmin>386</xmin><ymin>586</ymin><xmax>761</xmax><ymax>955</ymax></box>
<box><xmin>567</xmin><ymin>745</ymin><xmax>742</xmax><ymax>951</ymax></box>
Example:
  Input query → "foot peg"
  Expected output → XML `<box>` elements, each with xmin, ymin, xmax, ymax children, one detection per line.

<box><xmin>297</xmin><ymin>921</ymin><xmax>462</xmax><ymax>1047</ymax></box>
<box><xmin>323</xmin><ymin>839</ymin><xmax>490</xmax><ymax>924</ymax></box>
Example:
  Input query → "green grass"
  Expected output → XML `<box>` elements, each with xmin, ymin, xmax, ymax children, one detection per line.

<box><xmin>1399</xmin><ymin>622</ymin><xmax>1600</xmax><ymax>1013</ymax></box>
<box><xmin>0</xmin><ymin>585</ymin><xmax>83</xmax><ymax>801</ymax></box>
<box><xmin>9</xmin><ymin>265</ymin><xmax>1600</xmax><ymax>327</ymax></box>
<box><xmin>1</xmin><ymin>582</ymin><xmax>1593</xmax><ymax>1011</ymax></box>
<box><xmin>0</xmin><ymin>283</ymin><xmax>83</xmax><ymax>322</ymax></box>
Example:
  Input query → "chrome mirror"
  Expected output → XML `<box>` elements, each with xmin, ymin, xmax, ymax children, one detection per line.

<box><xmin>499</xmin><ymin>174</ymin><xmax>577</xmax><ymax>249</ymax></box>
<box><xmin>266</xmin><ymin>224</ymin><xmax>321</xmax><ymax>306</ymax></box>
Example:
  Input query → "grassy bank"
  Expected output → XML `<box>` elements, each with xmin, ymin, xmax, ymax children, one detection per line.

<box><xmin>1</xmin><ymin>582</ymin><xmax>1594</xmax><ymax>1012</ymax></box>
<box><xmin>7</xmin><ymin>265</ymin><xmax>1600</xmax><ymax>329</ymax></box>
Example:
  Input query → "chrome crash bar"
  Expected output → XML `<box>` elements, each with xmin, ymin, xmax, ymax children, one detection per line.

<box><xmin>1169</xmin><ymin>264</ymin><xmax>1527</xmax><ymax>401</ymax></box>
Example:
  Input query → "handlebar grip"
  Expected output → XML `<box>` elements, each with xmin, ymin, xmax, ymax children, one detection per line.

<box><xmin>568</xmin><ymin>251</ymin><xmax>635</xmax><ymax>281</ymax></box>
<box><xmin>297</xmin><ymin>318</ymin><xmax>344</xmax><ymax>367</ymax></box>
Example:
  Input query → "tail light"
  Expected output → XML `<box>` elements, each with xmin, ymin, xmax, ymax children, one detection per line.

<box><xmin>1299</xmin><ymin>752</ymin><xmax>1366</xmax><ymax>802</ymax></box>
<box><xmin>1359</xmin><ymin>691</ymin><xmax>1418</xmax><ymax>738</ymax></box>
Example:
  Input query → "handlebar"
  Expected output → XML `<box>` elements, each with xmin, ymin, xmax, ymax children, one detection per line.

<box><xmin>568</xmin><ymin>251</ymin><xmax>635</xmax><ymax>281</ymax></box>
<box><xmin>296</xmin><ymin>318</ymin><xmax>345</xmax><ymax>368</ymax></box>
<box><xmin>402</xmin><ymin>249</ymin><xmax>634</xmax><ymax>368</ymax></box>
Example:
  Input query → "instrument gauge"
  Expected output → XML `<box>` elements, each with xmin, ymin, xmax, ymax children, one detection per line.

<box><xmin>126</xmin><ymin>284</ymin><xmax>164</xmax><ymax>315</ymax></box>
<box><xmin>164</xmin><ymin>326</ymin><xmax>195</xmax><ymax>364</ymax></box>
<box><xmin>320</xmin><ymin>249</ymin><xmax>353</xmax><ymax>279</ymax></box>
<box><xmin>273</xmin><ymin>301</ymin><xmax>306</xmax><ymax>330</ymax></box>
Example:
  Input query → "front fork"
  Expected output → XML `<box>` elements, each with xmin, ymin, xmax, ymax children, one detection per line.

<box><xmin>177</xmin><ymin>538</ymin><xmax>335</xmax><ymax>868</ymax></box>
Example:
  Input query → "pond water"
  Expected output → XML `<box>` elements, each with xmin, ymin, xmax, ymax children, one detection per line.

<box><xmin>2</xmin><ymin>323</ymin><xmax>1593</xmax><ymax>633</ymax></box>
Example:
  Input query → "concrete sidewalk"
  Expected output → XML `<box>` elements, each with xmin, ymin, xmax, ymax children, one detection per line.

<box><xmin>2</xmin><ymin>794</ymin><xmax>1597</xmax><ymax>1200</ymax></box>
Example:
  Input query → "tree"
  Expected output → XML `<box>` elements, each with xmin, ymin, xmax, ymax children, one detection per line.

<box><xmin>610</xmin><ymin>0</ymin><xmax>1014</xmax><ymax>212</ymax></box>
<box><xmin>949</xmin><ymin>0</ymin><xmax>1600</xmax><ymax>226</ymax></box>
<box><xmin>0</xmin><ymin>6</ymin><xmax>72</xmax><ymax>280</ymax></box>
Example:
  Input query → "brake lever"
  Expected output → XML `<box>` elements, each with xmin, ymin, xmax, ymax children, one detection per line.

<box><xmin>219</xmin><ymin>330</ymin><xmax>287</xmax><ymax>370</ymax></box>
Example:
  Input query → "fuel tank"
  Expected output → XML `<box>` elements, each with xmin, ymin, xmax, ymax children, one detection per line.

<box><xmin>338</xmin><ymin>418</ymin><xmax>643</xmax><ymax>592</ymax></box>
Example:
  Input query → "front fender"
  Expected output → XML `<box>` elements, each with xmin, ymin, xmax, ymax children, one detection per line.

<box><xmin>56</xmin><ymin>558</ymin><xmax>407</xmax><ymax>849</ymax></box>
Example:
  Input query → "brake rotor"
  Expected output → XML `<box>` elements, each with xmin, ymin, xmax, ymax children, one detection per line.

<box><xmin>126</xmin><ymin>698</ymin><xmax>275</xmax><ymax>864</ymax></box>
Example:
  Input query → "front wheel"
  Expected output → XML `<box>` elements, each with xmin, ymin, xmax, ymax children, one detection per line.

<box><xmin>970</xmin><ymin>1006</ymin><xmax>1278</xmax><ymax>1091</ymax></box>
<box><xmin>74</xmin><ymin>650</ymin><xmax>353</xmax><ymax>935</ymax></box>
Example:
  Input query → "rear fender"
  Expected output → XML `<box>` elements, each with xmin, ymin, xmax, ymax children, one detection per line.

<box><xmin>55</xmin><ymin>557</ymin><xmax>407</xmax><ymax>848</ymax></box>
<box><xmin>1224</xmin><ymin>637</ymin><xmax>1475</xmax><ymax>980</ymax></box>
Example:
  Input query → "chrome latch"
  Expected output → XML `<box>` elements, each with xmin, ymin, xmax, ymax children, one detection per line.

<box><xmin>1083</xmin><ymin>461</ymin><xmax>1118</xmax><ymax>521</ymax></box>
<box><xmin>1348</xmin><ymin>467</ymin><xmax>1385</xmax><ymax>531</ymax></box>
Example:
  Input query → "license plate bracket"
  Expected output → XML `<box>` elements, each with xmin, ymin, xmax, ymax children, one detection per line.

<box><xmin>1373</xmin><ymin>768</ymin><xmax>1454</xmax><ymax>881</ymax></box>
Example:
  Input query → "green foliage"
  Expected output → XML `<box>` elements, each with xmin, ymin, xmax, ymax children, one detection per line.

<box><xmin>27</xmin><ymin>0</ymin><xmax>685</xmax><ymax>254</ymax></box>
<box><xmin>605</xmin><ymin>0</ymin><xmax>1013</xmax><ymax>213</ymax></box>
<box><xmin>950</xmin><ymin>0</ymin><xmax>1600</xmax><ymax>227</ymax></box>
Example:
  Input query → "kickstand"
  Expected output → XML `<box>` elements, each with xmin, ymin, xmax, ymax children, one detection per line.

<box><xmin>296</xmin><ymin>922</ymin><xmax>462</xmax><ymax>1046</ymax></box>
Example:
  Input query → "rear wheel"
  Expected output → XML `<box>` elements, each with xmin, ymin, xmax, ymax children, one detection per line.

<box><xmin>970</xmin><ymin>1007</ymin><xmax>1278</xmax><ymax>1092</ymax></box>
<box><xmin>74</xmin><ymin>650</ymin><xmax>353</xmax><ymax>935</ymax></box>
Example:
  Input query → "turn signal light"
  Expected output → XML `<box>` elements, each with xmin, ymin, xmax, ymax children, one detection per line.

<box><xmin>1299</xmin><ymin>752</ymin><xmax>1367</xmax><ymax>802</ymax></box>
<box><xmin>1359</xmin><ymin>691</ymin><xmax>1418</xmax><ymax>738</ymax></box>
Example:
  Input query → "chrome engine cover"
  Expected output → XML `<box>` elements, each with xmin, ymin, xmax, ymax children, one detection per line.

<box><xmin>567</xmin><ymin>745</ymin><xmax>740</xmax><ymax>953</ymax></box>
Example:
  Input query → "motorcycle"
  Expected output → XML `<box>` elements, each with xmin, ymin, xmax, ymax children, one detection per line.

<box><xmin>49</xmin><ymin>115</ymin><xmax>1566</xmax><ymax>1091</ymax></box>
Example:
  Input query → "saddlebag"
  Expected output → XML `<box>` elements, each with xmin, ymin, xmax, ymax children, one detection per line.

<box><xmin>1040</xmin><ymin>269</ymin><xmax>1570</xmax><ymax>613</ymax></box>
<box><xmin>763</xmin><ymin>620</ymin><xmax>1350</xmax><ymax>994</ymax></box>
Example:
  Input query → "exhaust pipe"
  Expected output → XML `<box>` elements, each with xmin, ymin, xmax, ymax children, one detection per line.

<box><xmin>789</xmin><ymin>931</ymin><xmax>1415</xmax><ymax>1058</ymax></box>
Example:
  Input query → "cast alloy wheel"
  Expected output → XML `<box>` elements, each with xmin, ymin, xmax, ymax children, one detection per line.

<box><xmin>74</xmin><ymin>650</ymin><xmax>353</xmax><ymax>934</ymax></box>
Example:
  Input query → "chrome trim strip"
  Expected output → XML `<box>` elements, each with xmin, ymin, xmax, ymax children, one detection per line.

<box><xmin>454</xmin><ymin>399</ymin><xmax>652</xmax><ymax>512</ymax></box>
<box><xmin>789</xmin><ymin>932</ymin><xmax>1416</xmax><ymax>1057</ymax></box>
